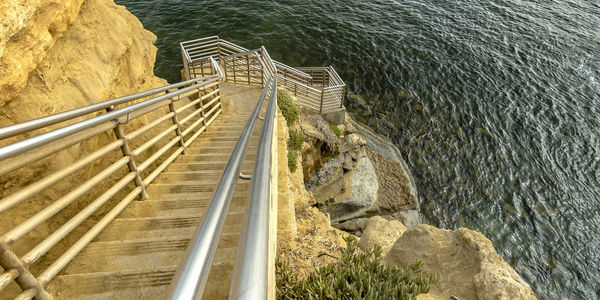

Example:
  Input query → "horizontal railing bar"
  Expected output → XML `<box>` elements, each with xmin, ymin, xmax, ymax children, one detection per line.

<box><xmin>0</xmin><ymin>77</ymin><xmax>220</xmax><ymax>161</ymax></box>
<box><xmin>127</xmin><ymin>112</ymin><xmax>174</xmax><ymax>141</ymax></box>
<box><xmin>219</xmin><ymin>40</ymin><xmax>249</xmax><ymax>52</ymax></box>
<box><xmin>0</xmin><ymin>121</ymin><xmax>117</xmax><ymax>177</ymax></box>
<box><xmin>0</xmin><ymin>156</ymin><xmax>130</xmax><ymax>245</ymax></box>
<box><xmin>38</xmin><ymin>186</ymin><xmax>143</xmax><ymax>286</ymax></box>
<box><xmin>175</xmin><ymin>90</ymin><xmax>218</xmax><ymax>114</ymax></box>
<box><xmin>143</xmin><ymin>147</ymin><xmax>184</xmax><ymax>186</ymax></box>
<box><xmin>131</xmin><ymin>124</ymin><xmax>177</xmax><ymax>157</ymax></box>
<box><xmin>180</xmin><ymin>36</ymin><xmax>219</xmax><ymax>46</ymax></box>
<box><xmin>0</xmin><ymin>269</ymin><xmax>18</xmax><ymax>290</ymax></box>
<box><xmin>185</xmin><ymin>42</ymin><xmax>219</xmax><ymax>53</ymax></box>
<box><xmin>221</xmin><ymin>49</ymin><xmax>261</xmax><ymax>60</ymax></box>
<box><xmin>0</xmin><ymin>139</ymin><xmax>124</xmax><ymax>214</ymax></box>
<box><xmin>0</xmin><ymin>77</ymin><xmax>214</xmax><ymax>140</ymax></box>
<box><xmin>15</xmin><ymin>288</ymin><xmax>37</xmax><ymax>300</ymax></box>
<box><xmin>179</xmin><ymin>107</ymin><xmax>206</xmax><ymax>126</ymax></box>
<box><xmin>276</xmin><ymin>76</ymin><xmax>321</xmax><ymax>93</ymax></box>
<box><xmin>181</xmin><ymin>116</ymin><xmax>207</xmax><ymax>138</ymax></box>
<box><xmin>21</xmin><ymin>172</ymin><xmax>137</xmax><ymax>266</ymax></box>
<box><xmin>203</xmin><ymin>101</ymin><xmax>221</xmax><ymax>117</ymax></box>
<box><xmin>137</xmin><ymin>136</ymin><xmax>181</xmax><ymax>172</ymax></box>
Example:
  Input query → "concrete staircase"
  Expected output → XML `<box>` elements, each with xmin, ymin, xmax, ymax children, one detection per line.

<box><xmin>45</xmin><ymin>89</ymin><xmax>263</xmax><ymax>299</ymax></box>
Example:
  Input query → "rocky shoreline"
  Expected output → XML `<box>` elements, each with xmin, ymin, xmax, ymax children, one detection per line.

<box><xmin>278</xmin><ymin>100</ymin><xmax>537</xmax><ymax>299</ymax></box>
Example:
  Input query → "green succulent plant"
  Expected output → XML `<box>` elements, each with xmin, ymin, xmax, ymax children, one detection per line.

<box><xmin>276</xmin><ymin>236</ymin><xmax>438</xmax><ymax>299</ymax></box>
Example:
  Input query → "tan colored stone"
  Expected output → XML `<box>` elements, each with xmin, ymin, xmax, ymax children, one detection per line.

<box><xmin>357</xmin><ymin>216</ymin><xmax>406</xmax><ymax>256</ymax></box>
<box><xmin>385</xmin><ymin>225</ymin><xmax>537</xmax><ymax>300</ymax></box>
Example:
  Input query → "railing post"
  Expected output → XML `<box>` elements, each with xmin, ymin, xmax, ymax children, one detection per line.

<box><xmin>217</xmin><ymin>36</ymin><xmax>222</xmax><ymax>62</ymax></box>
<box><xmin>168</xmin><ymin>97</ymin><xmax>187</xmax><ymax>155</ymax></box>
<box><xmin>198</xmin><ymin>86</ymin><xmax>209</xmax><ymax>128</ymax></box>
<box><xmin>319</xmin><ymin>89</ymin><xmax>324</xmax><ymax>114</ymax></box>
<box><xmin>107</xmin><ymin>106</ymin><xmax>149</xmax><ymax>200</ymax></box>
<box><xmin>233</xmin><ymin>56</ymin><xmax>237</xmax><ymax>83</ymax></box>
<box><xmin>181</xmin><ymin>46</ymin><xmax>190</xmax><ymax>80</ymax></box>
<box><xmin>0</xmin><ymin>242</ymin><xmax>51</xmax><ymax>300</ymax></box>
<box><xmin>341</xmin><ymin>86</ymin><xmax>346</xmax><ymax>108</ymax></box>
<box><xmin>246</xmin><ymin>55</ymin><xmax>251</xmax><ymax>84</ymax></box>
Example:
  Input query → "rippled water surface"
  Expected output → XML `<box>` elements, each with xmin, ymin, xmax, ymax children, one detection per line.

<box><xmin>116</xmin><ymin>0</ymin><xmax>600</xmax><ymax>298</ymax></box>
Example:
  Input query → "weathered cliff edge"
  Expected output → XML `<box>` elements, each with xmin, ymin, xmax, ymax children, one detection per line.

<box><xmin>0</xmin><ymin>0</ymin><xmax>166</xmax><ymax>277</ymax></box>
<box><xmin>278</xmin><ymin>96</ymin><xmax>536</xmax><ymax>299</ymax></box>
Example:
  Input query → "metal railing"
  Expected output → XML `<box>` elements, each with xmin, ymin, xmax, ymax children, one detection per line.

<box><xmin>180</xmin><ymin>36</ymin><xmax>345</xmax><ymax>114</ymax></box>
<box><xmin>0</xmin><ymin>59</ymin><xmax>223</xmax><ymax>299</ymax></box>
<box><xmin>168</xmin><ymin>46</ymin><xmax>278</xmax><ymax>299</ymax></box>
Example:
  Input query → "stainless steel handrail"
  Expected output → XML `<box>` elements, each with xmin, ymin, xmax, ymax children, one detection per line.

<box><xmin>0</xmin><ymin>76</ymin><xmax>217</xmax><ymax>141</ymax></box>
<box><xmin>167</xmin><ymin>47</ymin><xmax>276</xmax><ymax>300</ymax></box>
<box><xmin>229</xmin><ymin>61</ymin><xmax>277</xmax><ymax>300</ymax></box>
<box><xmin>0</xmin><ymin>77</ymin><xmax>220</xmax><ymax>161</ymax></box>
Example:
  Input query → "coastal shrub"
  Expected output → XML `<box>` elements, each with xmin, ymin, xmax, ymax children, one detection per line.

<box><xmin>287</xmin><ymin>151</ymin><xmax>298</xmax><ymax>173</ymax></box>
<box><xmin>278</xmin><ymin>90</ymin><xmax>298</xmax><ymax>126</ymax></box>
<box><xmin>330</xmin><ymin>124</ymin><xmax>341</xmax><ymax>137</ymax></box>
<box><xmin>288</xmin><ymin>130</ymin><xmax>305</xmax><ymax>151</ymax></box>
<box><xmin>276</xmin><ymin>236</ymin><xmax>437</xmax><ymax>299</ymax></box>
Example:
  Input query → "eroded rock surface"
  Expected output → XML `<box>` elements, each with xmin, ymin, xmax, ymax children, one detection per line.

<box><xmin>357</xmin><ymin>216</ymin><xmax>406</xmax><ymax>256</ymax></box>
<box><xmin>385</xmin><ymin>224</ymin><xmax>537</xmax><ymax>300</ymax></box>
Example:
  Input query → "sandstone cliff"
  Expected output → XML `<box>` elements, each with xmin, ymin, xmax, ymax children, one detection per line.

<box><xmin>384</xmin><ymin>224</ymin><xmax>537</xmax><ymax>300</ymax></box>
<box><xmin>0</xmin><ymin>0</ymin><xmax>166</xmax><ymax>280</ymax></box>
<box><xmin>0</xmin><ymin>0</ymin><xmax>166</xmax><ymax>127</ymax></box>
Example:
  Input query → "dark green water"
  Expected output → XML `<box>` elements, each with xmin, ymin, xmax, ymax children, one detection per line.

<box><xmin>116</xmin><ymin>0</ymin><xmax>600</xmax><ymax>298</ymax></box>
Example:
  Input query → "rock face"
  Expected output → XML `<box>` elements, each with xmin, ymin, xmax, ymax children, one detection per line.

<box><xmin>385</xmin><ymin>225</ymin><xmax>537</xmax><ymax>300</ymax></box>
<box><xmin>302</xmin><ymin>112</ymin><xmax>420</xmax><ymax>227</ymax></box>
<box><xmin>357</xmin><ymin>216</ymin><xmax>406</xmax><ymax>256</ymax></box>
<box><xmin>322</xmin><ymin>150</ymin><xmax>379</xmax><ymax>222</ymax></box>
<box><xmin>0</xmin><ymin>0</ymin><xmax>166</xmax><ymax>128</ymax></box>
<box><xmin>0</xmin><ymin>0</ymin><xmax>167</xmax><ymax>275</ymax></box>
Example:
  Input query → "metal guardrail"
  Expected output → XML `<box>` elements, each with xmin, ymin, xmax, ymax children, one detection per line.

<box><xmin>0</xmin><ymin>59</ymin><xmax>224</xmax><ymax>299</ymax></box>
<box><xmin>180</xmin><ymin>36</ymin><xmax>345</xmax><ymax>113</ymax></box>
<box><xmin>168</xmin><ymin>45</ymin><xmax>277</xmax><ymax>299</ymax></box>
<box><xmin>0</xmin><ymin>36</ymin><xmax>343</xmax><ymax>299</ymax></box>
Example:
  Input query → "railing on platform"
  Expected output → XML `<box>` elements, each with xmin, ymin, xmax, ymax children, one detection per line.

<box><xmin>180</xmin><ymin>36</ymin><xmax>345</xmax><ymax>114</ymax></box>
<box><xmin>0</xmin><ymin>60</ymin><xmax>223</xmax><ymax>299</ymax></box>
<box><xmin>168</xmin><ymin>46</ymin><xmax>277</xmax><ymax>300</ymax></box>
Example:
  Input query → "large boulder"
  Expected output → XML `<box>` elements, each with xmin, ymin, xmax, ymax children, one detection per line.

<box><xmin>385</xmin><ymin>225</ymin><xmax>537</xmax><ymax>300</ymax></box>
<box><xmin>323</xmin><ymin>150</ymin><xmax>378</xmax><ymax>222</ymax></box>
<box><xmin>357</xmin><ymin>216</ymin><xmax>406</xmax><ymax>256</ymax></box>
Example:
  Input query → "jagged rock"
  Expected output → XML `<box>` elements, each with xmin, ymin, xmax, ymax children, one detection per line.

<box><xmin>334</xmin><ymin>217</ymin><xmax>368</xmax><ymax>232</ymax></box>
<box><xmin>342</xmin><ymin>153</ymin><xmax>355</xmax><ymax>171</ymax></box>
<box><xmin>385</xmin><ymin>225</ymin><xmax>537</xmax><ymax>300</ymax></box>
<box><xmin>357</xmin><ymin>216</ymin><xmax>406</xmax><ymax>256</ymax></box>
<box><xmin>324</xmin><ymin>150</ymin><xmax>378</xmax><ymax>222</ymax></box>
<box><xmin>394</xmin><ymin>209</ymin><xmax>422</xmax><ymax>228</ymax></box>
<box><xmin>341</xmin><ymin>133</ymin><xmax>366</xmax><ymax>152</ymax></box>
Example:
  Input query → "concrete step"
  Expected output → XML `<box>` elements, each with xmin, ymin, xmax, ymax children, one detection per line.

<box><xmin>118</xmin><ymin>196</ymin><xmax>246</xmax><ymax>218</ymax></box>
<box><xmin>96</xmin><ymin>211</ymin><xmax>244</xmax><ymax>242</ymax></box>
<box><xmin>165</xmin><ymin>161</ymin><xmax>255</xmax><ymax>172</ymax></box>
<box><xmin>173</xmin><ymin>153</ymin><xmax>256</xmax><ymax>164</ymax></box>
<box><xmin>146</xmin><ymin>180</ymin><xmax>248</xmax><ymax>194</ymax></box>
<box><xmin>62</xmin><ymin>234</ymin><xmax>239</xmax><ymax>275</ymax></box>
<box><xmin>47</xmin><ymin>266</ymin><xmax>176</xmax><ymax>299</ymax></box>
<box><xmin>189</xmin><ymin>139</ymin><xmax>260</xmax><ymax>149</ymax></box>
<box><xmin>47</xmin><ymin>262</ymin><xmax>235</xmax><ymax>300</ymax></box>
<box><xmin>146</xmin><ymin>189</ymin><xmax>248</xmax><ymax>201</ymax></box>
<box><xmin>183</xmin><ymin>146</ymin><xmax>257</xmax><ymax>155</ymax></box>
